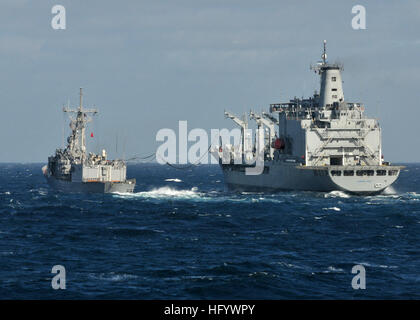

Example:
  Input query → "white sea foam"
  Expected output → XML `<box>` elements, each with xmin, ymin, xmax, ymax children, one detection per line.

<box><xmin>383</xmin><ymin>186</ymin><xmax>397</xmax><ymax>195</ymax></box>
<box><xmin>407</xmin><ymin>192</ymin><xmax>420</xmax><ymax>198</ymax></box>
<box><xmin>184</xmin><ymin>275</ymin><xmax>214</xmax><ymax>281</ymax></box>
<box><xmin>114</xmin><ymin>186</ymin><xmax>202</xmax><ymax>200</ymax></box>
<box><xmin>355</xmin><ymin>262</ymin><xmax>398</xmax><ymax>269</ymax></box>
<box><xmin>91</xmin><ymin>272</ymin><xmax>138</xmax><ymax>282</ymax></box>
<box><xmin>323</xmin><ymin>266</ymin><xmax>344</xmax><ymax>273</ymax></box>
<box><xmin>327</xmin><ymin>207</ymin><xmax>341</xmax><ymax>211</ymax></box>
<box><xmin>324</xmin><ymin>190</ymin><xmax>350</xmax><ymax>198</ymax></box>
<box><xmin>164</xmin><ymin>178</ymin><xmax>182</xmax><ymax>183</ymax></box>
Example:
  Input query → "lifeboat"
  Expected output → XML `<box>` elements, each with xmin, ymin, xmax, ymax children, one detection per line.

<box><xmin>273</xmin><ymin>138</ymin><xmax>285</xmax><ymax>150</ymax></box>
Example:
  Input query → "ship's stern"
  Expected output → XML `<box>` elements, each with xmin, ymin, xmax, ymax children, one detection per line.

<box><xmin>326</xmin><ymin>165</ymin><xmax>403</xmax><ymax>195</ymax></box>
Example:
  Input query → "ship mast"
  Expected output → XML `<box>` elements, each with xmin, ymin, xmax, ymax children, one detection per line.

<box><xmin>310</xmin><ymin>40</ymin><xmax>344</xmax><ymax>108</ymax></box>
<box><xmin>322</xmin><ymin>39</ymin><xmax>327</xmax><ymax>64</ymax></box>
<box><xmin>63</xmin><ymin>88</ymin><xmax>98</xmax><ymax>163</ymax></box>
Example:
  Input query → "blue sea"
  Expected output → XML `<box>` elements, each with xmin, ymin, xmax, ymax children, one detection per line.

<box><xmin>0</xmin><ymin>163</ymin><xmax>419</xmax><ymax>299</ymax></box>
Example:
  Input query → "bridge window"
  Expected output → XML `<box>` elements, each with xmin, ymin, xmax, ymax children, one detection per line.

<box><xmin>331</xmin><ymin>170</ymin><xmax>341</xmax><ymax>176</ymax></box>
<box><xmin>388</xmin><ymin>170</ymin><xmax>398</xmax><ymax>176</ymax></box>
<box><xmin>376</xmin><ymin>170</ymin><xmax>386</xmax><ymax>176</ymax></box>
<box><xmin>344</xmin><ymin>170</ymin><xmax>354</xmax><ymax>176</ymax></box>
<box><xmin>332</xmin><ymin>88</ymin><xmax>337</xmax><ymax>91</ymax></box>
<box><xmin>332</xmin><ymin>77</ymin><xmax>336</xmax><ymax>81</ymax></box>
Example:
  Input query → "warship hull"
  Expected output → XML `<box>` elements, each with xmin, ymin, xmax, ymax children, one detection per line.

<box><xmin>221</xmin><ymin>162</ymin><xmax>402</xmax><ymax>195</ymax></box>
<box><xmin>44</xmin><ymin>174</ymin><xmax>135</xmax><ymax>194</ymax></box>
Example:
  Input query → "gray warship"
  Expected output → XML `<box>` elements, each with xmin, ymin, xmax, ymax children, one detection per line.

<box><xmin>219</xmin><ymin>41</ymin><xmax>403</xmax><ymax>195</ymax></box>
<box><xmin>42</xmin><ymin>89</ymin><xmax>136</xmax><ymax>193</ymax></box>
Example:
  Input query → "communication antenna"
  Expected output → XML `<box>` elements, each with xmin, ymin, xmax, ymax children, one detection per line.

<box><xmin>79</xmin><ymin>87</ymin><xmax>83</xmax><ymax>110</ymax></box>
<box><xmin>61</xmin><ymin>99</ymin><xmax>70</xmax><ymax>149</ymax></box>
<box><xmin>310</xmin><ymin>40</ymin><xmax>328</xmax><ymax>73</ymax></box>
<box><xmin>123</xmin><ymin>134</ymin><xmax>127</xmax><ymax>162</ymax></box>
<box><xmin>116</xmin><ymin>132</ymin><xmax>118</xmax><ymax>157</ymax></box>
<box><xmin>322</xmin><ymin>40</ymin><xmax>327</xmax><ymax>63</ymax></box>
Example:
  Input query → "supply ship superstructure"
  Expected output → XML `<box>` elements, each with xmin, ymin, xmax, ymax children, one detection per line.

<box><xmin>219</xmin><ymin>41</ymin><xmax>402</xmax><ymax>194</ymax></box>
<box><xmin>43</xmin><ymin>89</ymin><xmax>135</xmax><ymax>193</ymax></box>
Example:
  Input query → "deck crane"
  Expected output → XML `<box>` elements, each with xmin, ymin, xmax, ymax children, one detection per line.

<box><xmin>224</xmin><ymin>111</ymin><xmax>251</xmax><ymax>157</ymax></box>
<box><xmin>249</xmin><ymin>111</ymin><xmax>276</xmax><ymax>159</ymax></box>
<box><xmin>262</xmin><ymin>111</ymin><xmax>279</xmax><ymax>125</ymax></box>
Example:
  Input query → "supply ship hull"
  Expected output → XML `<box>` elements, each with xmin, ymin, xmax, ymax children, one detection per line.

<box><xmin>221</xmin><ymin>162</ymin><xmax>402</xmax><ymax>195</ymax></box>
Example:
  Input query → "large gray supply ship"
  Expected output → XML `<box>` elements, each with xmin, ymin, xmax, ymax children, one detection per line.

<box><xmin>219</xmin><ymin>41</ymin><xmax>403</xmax><ymax>195</ymax></box>
<box><xmin>43</xmin><ymin>89</ymin><xmax>135</xmax><ymax>193</ymax></box>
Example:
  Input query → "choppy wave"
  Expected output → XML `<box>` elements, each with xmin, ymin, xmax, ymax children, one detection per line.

<box><xmin>322</xmin><ymin>266</ymin><xmax>344</xmax><ymax>273</ymax></box>
<box><xmin>114</xmin><ymin>186</ymin><xmax>203</xmax><ymax>200</ymax></box>
<box><xmin>113</xmin><ymin>187</ymin><xmax>420</xmax><ymax>207</ymax></box>
<box><xmin>324</xmin><ymin>190</ymin><xmax>350</xmax><ymax>198</ymax></box>
<box><xmin>2</xmin><ymin>163</ymin><xmax>420</xmax><ymax>299</ymax></box>
<box><xmin>383</xmin><ymin>186</ymin><xmax>397</xmax><ymax>195</ymax></box>
<box><xmin>164</xmin><ymin>178</ymin><xmax>182</xmax><ymax>183</ymax></box>
<box><xmin>407</xmin><ymin>192</ymin><xmax>420</xmax><ymax>199</ymax></box>
<box><xmin>323</xmin><ymin>207</ymin><xmax>341</xmax><ymax>211</ymax></box>
<box><xmin>89</xmin><ymin>272</ymin><xmax>138</xmax><ymax>282</ymax></box>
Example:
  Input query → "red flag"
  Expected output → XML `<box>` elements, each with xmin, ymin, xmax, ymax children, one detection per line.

<box><xmin>90</xmin><ymin>132</ymin><xmax>94</xmax><ymax>138</ymax></box>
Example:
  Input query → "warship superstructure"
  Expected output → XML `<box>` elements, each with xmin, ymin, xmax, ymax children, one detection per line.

<box><xmin>43</xmin><ymin>89</ymin><xmax>135</xmax><ymax>193</ymax></box>
<box><xmin>219</xmin><ymin>41</ymin><xmax>402</xmax><ymax>194</ymax></box>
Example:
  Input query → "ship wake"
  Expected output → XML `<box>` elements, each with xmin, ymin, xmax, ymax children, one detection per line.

<box><xmin>114</xmin><ymin>186</ymin><xmax>203</xmax><ymax>200</ymax></box>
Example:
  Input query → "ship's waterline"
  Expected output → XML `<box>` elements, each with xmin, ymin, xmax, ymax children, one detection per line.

<box><xmin>222</xmin><ymin>163</ymin><xmax>402</xmax><ymax>195</ymax></box>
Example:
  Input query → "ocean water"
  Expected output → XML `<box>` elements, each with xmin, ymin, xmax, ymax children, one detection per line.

<box><xmin>0</xmin><ymin>163</ymin><xmax>419</xmax><ymax>299</ymax></box>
